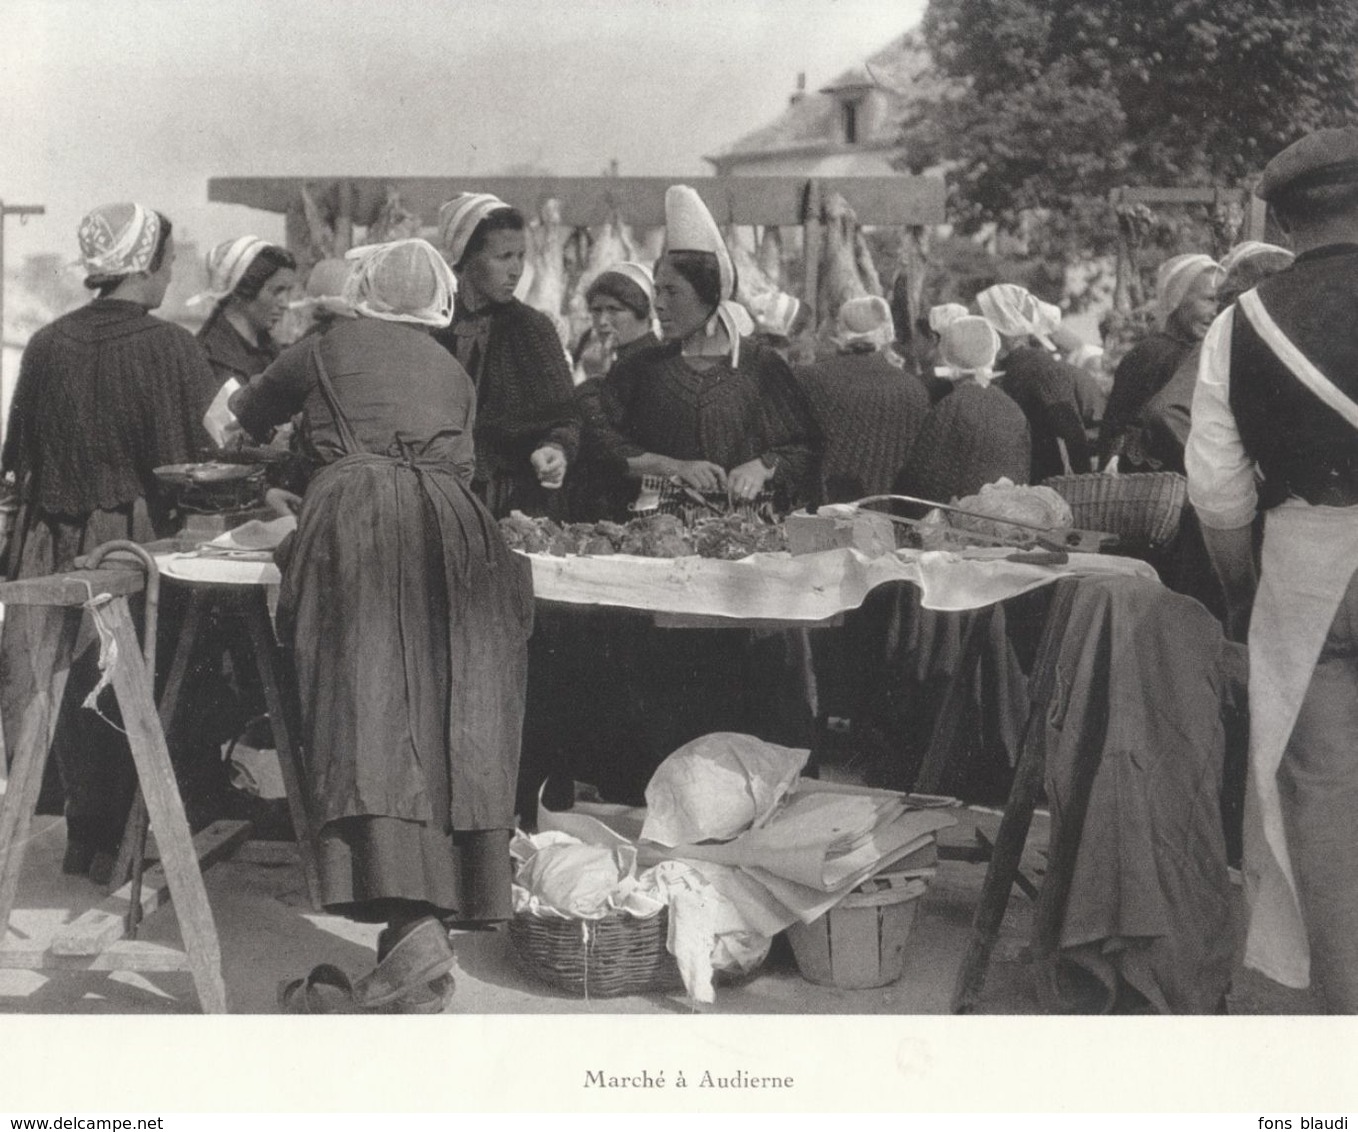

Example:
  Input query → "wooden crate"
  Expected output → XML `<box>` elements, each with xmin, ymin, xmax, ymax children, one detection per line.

<box><xmin>786</xmin><ymin>874</ymin><xmax>928</xmax><ymax>989</ymax></box>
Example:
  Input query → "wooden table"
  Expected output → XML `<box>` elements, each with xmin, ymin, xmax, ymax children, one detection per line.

<box><xmin>134</xmin><ymin>544</ymin><xmax>320</xmax><ymax>910</ymax></box>
<box><xmin>526</xmin><ymin>559</ymin><xmax>1098</xmax><ymax>1013</ymax></box>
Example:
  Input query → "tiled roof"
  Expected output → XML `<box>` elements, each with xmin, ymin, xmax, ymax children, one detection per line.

<box><xmin>710</xmin><ymin>29</ymin><xmax>947</xmax><ymax>159</ymax></box>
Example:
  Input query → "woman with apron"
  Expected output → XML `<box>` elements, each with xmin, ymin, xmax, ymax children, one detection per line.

<box><xmin>227</xmin><ymin>239</ymin><xmax>534</xmax><ymax>1012</ymax></box>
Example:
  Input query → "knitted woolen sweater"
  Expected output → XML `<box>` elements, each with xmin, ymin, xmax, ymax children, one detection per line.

<box><xmin>594</xmin><ymin>339</ymin><xmax>820</xmax><ymax>502</ymax></box>
<box><xmin>1100</xmin><ymin>330</ymin><xmax>1194</xmax><ymax>460</ymax></box>
<box><xmin>432</xmin><ymin>298</ymin><xmax>581</xmax><ymax>475</ymax></box>
<box><xmin>792</xmin><ymin>351</ymin><xmax>930</xmax><ymax>503</ymax></box>
<box><xmin>2</xmin><ymin>300</ymin><xmax>214</xmax><ymax>515</ymax></box>
<box><xmin>899</xmin><ymin>382</ymin><xmax>1032</xmax><ymax>502</ymax></box>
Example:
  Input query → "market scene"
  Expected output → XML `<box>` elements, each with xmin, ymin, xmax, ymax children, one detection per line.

<box><xmin>2</xmin><ymin>0</ymin><xmax>1357</xmax><ymax>1024</ymax></box>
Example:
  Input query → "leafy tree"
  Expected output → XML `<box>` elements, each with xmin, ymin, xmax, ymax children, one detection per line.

<box><xmin>899</xmin><ymin>0</ymin><xmax>1358</xmax><ymax>263</ymax></box>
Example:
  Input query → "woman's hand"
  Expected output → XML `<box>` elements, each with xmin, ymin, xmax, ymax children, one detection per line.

<box><xmin>531</xmin><ymin>445</ymin><xmax>568</xmax><ymax>489</ymax></box>
<box><xmin>670</xmin><ymin>460</ymin><xmax>728</xmax><ymax>494</ymax></box>
<box><xmin>727</xmin><ymin>458</ymin><xmax>773</xmax><ymax>503</ymax></box>
<box><xmin>218</xmin><ymin>419</ymin><xmax>248</xmax><ymax>450</ymax></box>
<box><xmin>264</xmin><ymin>488</ymin><xmax>303</xmax><ymax>517</ymax></box>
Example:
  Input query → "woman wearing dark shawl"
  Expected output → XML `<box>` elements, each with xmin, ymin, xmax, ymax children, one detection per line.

<box><xmin>228</xmin><ymin>239</ymin><xmax>533</xmax><ymax>1012</ymax></box>
<box><xmin>528</xmin><ymin>186</ymin><xmax>819</xmax><ymax>808</ymax></box>
<box><xmin>1</xmin><ymin>202</ymin><xmax>213</xmax><ymax>880</ymax></box>
<box><xmin>1120</xmin><ymin>243</ymin><xmax>1294</xmax><ymax>476</ymax></box>
<box><xmin>589</xmin><ymin>189</ymin><xmax>819</xmax><ymax>515</ymax></box>
<box><xmin>569</xmin><ymin>261</ymin><xmax>662</xmax><ymax>520</ymax></box>
<box><xmin>1099</xmin><ymin>253</ymin><xmax>1222</xmax><ymax>465</ymax></box>
<box><xmin>791</xmin><ymin>295</ymin><xmax>929</xmax><ymax>504</ymax></box>
<box><xmin>432</xmin><ymin>193</ymin><xmax>580</xmax><ymax>519</ymax></box>
<box><xmin>899</xmin><ymin>313</ymin><xmax>1032</xmax><ymax>501</ymax></box>
<box><xmin>976</xmin><ymin>283</ymin><xmax>1094</xmax><ymax>481</ymax></box>
<box><xmin>191</xmin><ymin>236</ymin><xmax>297</xmax><ymax>405</ymax></box>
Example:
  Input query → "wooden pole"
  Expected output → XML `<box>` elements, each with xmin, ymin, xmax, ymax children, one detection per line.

<box><xmin>1245</xmin><ymin>195</ymin><xmax>1268</xmax><ymax>243</ymax></box>
<box><xmin>802</xmin><ymin>180</ymin><xmax>822</xmax><ymax>331</ymax></box>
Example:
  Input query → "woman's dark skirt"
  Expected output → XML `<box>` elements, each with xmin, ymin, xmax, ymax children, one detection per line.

<box><xmin>277</xmin><ymin>454</ymin><xmax>532</xmax><ymax>924</ymax></box>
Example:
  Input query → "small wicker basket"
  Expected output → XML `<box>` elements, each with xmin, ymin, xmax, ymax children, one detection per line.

<box><xmin>508</xmin><ymin>910</ymin><xmax>684</xmax><ymax>997</ymax></box>
<box><xmin>1042</xmin><ymin>472</ymin><xmax>1187</xmax><ymax>550</ymax></box>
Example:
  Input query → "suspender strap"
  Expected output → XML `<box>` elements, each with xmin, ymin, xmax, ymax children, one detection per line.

<box><xmin>1238</xmin><ymin>287</ymin><xmax>1358</xmax><ymax>432</ymax></box>
<box><xmin>309</xmin><ymin>339</ymin><xmax>364</xmax><ymax>457</ymax></box>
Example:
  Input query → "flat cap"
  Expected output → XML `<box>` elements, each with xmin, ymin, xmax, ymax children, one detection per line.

<box><xmin>1257</xmin><ymin>126</ymin><xmax>1358</xmax><ymax>202</ymax></box>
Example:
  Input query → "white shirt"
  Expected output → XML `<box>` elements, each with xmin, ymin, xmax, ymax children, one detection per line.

<box><xmin>1184</xmin><ymin>291</ymin><xmax>1358</xmax><ymax>989</ymax></box>
<box><xmin>1184</xmin><ymin>306</ymin><xmax>1260</xmax><ymax>530</ymax></box>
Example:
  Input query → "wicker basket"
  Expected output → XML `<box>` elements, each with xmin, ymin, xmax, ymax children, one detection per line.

<box><xmin>1042</xmin><ymin>472</ymin><xmax>1187</xmax><ymax>550</ymax></box>
<box><xmin>508</xmin><ymin>910</ymin><xmax>684</xmax><ymax>997</ymax></box>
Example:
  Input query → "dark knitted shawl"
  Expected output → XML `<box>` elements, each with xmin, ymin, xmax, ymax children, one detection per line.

<box><xmin>793</xmin><ymin>351</ymin><xmax>930</xmax><ymax>503</ymax></box>
<box><xmin>1100</xmin><ymin>330</ymin><xmax>1194</xmax><ymax>459</ymax></box>
<box><xmin>594</xmin><ymin>339</ymin><xmax>820</xmax><ymax>502</ymax></box>
<box><xmin>197</xmin><ymin>306</ymin><xmax>279</xmax><ymax>382</ymax></box>
<box><xmin>899</xmin><ymin>382</ymin><xmax>1032</xmax><ymax>502</ymax></box>
<box><xmin>432</xmin><ymin>298</ymin><xmax>580</xmax><ymax>480</ymax></box>
<box><xmin>994</xmin><ymin>345</ymin><xmax>1093</xmax><ymax>481</ymax></box>
<box><xmin>1119</xmin><ymin>343</ymin><xmax>1202</xmax><ymax>475</ymax></box>
<box><xmin>195</xmin><ymin>306</ymin><xmax>280</xmax><ymax>427</ymax></box>
<box><xmin>2</xmin><ymin>300</ymin><xmax>214</xmax><ymax>515</ymax></box>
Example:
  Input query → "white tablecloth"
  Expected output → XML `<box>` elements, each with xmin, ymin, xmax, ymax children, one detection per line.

<box><xmin>154</xmin><ymin>553</ymin><xmax>280</xmax><ymax>588</ymax></box>
<box><xmin>150</xmin><ymin>546</ymin><xmax>1157</xmax><ymax>617</ymax></box>
<box><xmin>525</xmin><ymin>547</ymin><xmax>1157</xmax><ymax>621</ymax></box>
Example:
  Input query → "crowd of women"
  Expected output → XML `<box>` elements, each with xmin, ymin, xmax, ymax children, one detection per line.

<box><xmin>0</xmin><ymin>182</ymin><xmax>1292</xmax><ymax>1012</ymax></box>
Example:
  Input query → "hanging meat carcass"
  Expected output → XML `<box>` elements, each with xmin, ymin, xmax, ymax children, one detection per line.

<box><xmin>638</xmin><ymin>226</ymin><xmax>666</xmax><ymax>265</ymax></box>
<box><xmin>817</xmin><ymin>192</ymin><xmax>886</xmax><ymax>331</ymax></box>
<box><xmin>520</xmin><ymin>197</ymin><xmax>569</xmax><ymax>319</ymax></box>
<box><xmin>757</xmin><ymin>227</ymin><xmax>784</xmax><ymax>290</ymax></box>
<box><xmin>854</xmin><ymin>228</ymin><xmax>885</xmax><ymax>299</ymax></box>
<box><xmin>817</xmin><ymin>192</ymin><xmax>866</xmax><ymax>329</ymax></box>
<box><xmin>724</xmin><ymin>223</ymin><xmax>777</xmax><ymax>310</ymax></box>
<box><xmin>276</xmin><ymin>185</ymin><xmax>344</xmax><ymax>345</ymax></box>
<box><xmin>367</xmin><ymin>187</ymin><xmax>424</xmax><ymax>244</ymax></box>
<box><xmin>518</xmin><ymin>197</ymin><xmax>572</xmax><ymax>351</ymax></box>
<box><xmin>286</xmin><ymin>185</ymin><xmax>337</xmax><ymax>271</ymax></box>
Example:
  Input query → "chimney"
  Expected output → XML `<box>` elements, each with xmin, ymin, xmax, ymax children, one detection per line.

<box><xmin>790</xmin><ymin>72</ymin><xmax>806</xmax><ymax>105</ymax></box>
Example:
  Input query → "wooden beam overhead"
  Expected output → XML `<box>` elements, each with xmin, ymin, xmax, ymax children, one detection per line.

<box><xmin>208</xmin><ymin>174</ymin><xmax>947</xmax><ymax>228</ymax></box>
<box><xmin>1111</xmin><ymin>186</ymin><xmax>1256</xmax><ymax>206</ymax></box>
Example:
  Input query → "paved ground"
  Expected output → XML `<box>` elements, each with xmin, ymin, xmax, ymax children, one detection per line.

<box><xmin>0</xmin><ymin>801</ymin><xmax>1323</xmax><ymax>1016</ymax></box>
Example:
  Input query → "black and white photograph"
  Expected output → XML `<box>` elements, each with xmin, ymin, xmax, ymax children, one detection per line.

<box><xmin>2</xmin><ymin>0</ymin><xmax>1357</xmax><ymax>1117</ymax></box>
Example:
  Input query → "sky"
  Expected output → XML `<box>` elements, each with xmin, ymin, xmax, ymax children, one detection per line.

<box><xmin>1</xmin><ymin>0</ymin><xmax>926</xmax><ymax>266</ymax></box>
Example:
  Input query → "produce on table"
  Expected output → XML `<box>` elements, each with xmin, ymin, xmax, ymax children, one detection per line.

<box><xmin>497</xmin><ymin>510</ymin><xmax>788</xmax><ymax>560</ymax></box>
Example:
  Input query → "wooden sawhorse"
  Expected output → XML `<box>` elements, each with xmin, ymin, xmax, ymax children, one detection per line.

<box><xmin>0</xmin><ymin>568</ymin><xmax>240</xmax><ymax>1012</ymax></box>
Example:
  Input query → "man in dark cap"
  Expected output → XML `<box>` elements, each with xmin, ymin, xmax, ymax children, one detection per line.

<box><xmin>1186</xmin><ymin>125</ymin><xmax>1358</xmax><ymax>1013</ymax></box>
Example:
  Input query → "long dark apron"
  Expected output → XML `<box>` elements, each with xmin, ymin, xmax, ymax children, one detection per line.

<box><xmin>279</xmin><ymin>341</ymin><xmax>533</xmax><ymax>924</ymax></box>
